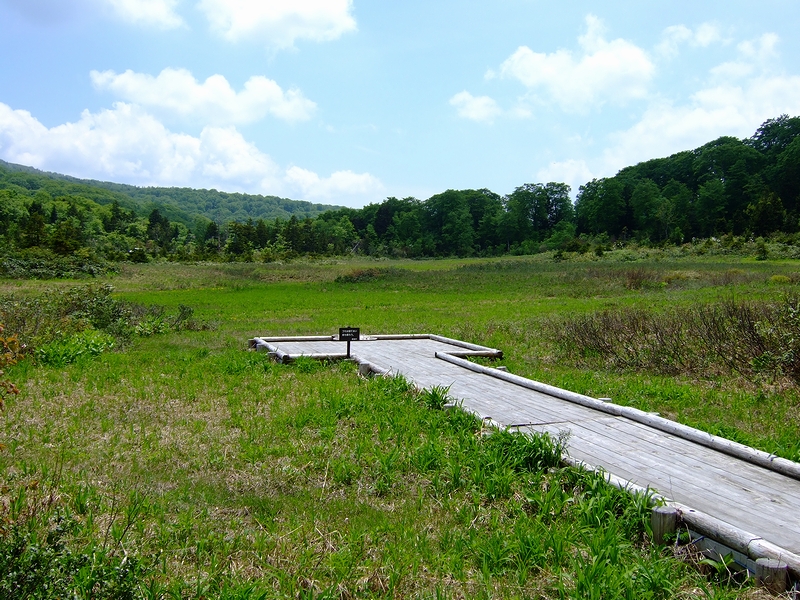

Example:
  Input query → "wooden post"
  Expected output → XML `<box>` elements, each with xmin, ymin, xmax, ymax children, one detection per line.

<box><xmin>358</xmin><ymin>362</ymin><xmax>371</xmax><ymax>377</ymax></box>
<box><xmin>651</xmin><ymin>506</ymin><xmax>678</xmax><ymax>545</ymax></box>
<box><xmin>755</xmin><ymin>558</ymin><xmax>789</xmax><ymax>594</ymax></box>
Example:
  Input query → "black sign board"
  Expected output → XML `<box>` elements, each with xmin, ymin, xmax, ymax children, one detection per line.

<box><xmin>339</xmin><ymin>327</ymin><xmax>360</xmax><ymax>358</ymax></box>
<box><xmin>339</xmin><ymin>327</ymin><xmax>360</xmax><ymax>341</ymax></box>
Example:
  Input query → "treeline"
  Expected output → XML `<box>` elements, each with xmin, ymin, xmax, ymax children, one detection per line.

<box><xmin>576</xmin><ymin>115</ymin><xmax>800</xmax><ymax>243</ymax></box>
<box><xmin>1</xmin><ymin>115</ymin><xmax>800</xmax><ymax>273</ymax></box>
<box><xmin>225</xmin><ymin>115</ymin><xmax>800</xmax><ymax>259</ymax></box>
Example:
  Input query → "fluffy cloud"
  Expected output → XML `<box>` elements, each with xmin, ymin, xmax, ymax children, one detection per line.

<box><xmin>91</xmin><ymin>68</ymin><xmax>316</xmax><ymax>124</ymax></box>
<box><xmin>536</xmin><ymin>159</ymin><xmax>595</xmax><ymax>196</ymax></box>
<box><xmin>449</xmin><ymin>91</ymin><xmax>501</xmax><ymax>122</ymax></box>
<box><xmin>0</xmin><ymin>102</ymin><xmax>380</xmax><ymax>206</ymax></box>
<box><xmin>496</xmin><ymin>15</ymin><xmax>654</xmax><ymax>112</ymax></box>
<box><xmin>285</xmin><ymin>166</ymin><xmax>384</xmax><ymax>201</ymax></box>
<box><xmin>104</xmin><ymin>0</ymin><xmax>184</xmax><ymax>29</ymax></box>
<box><xmin>600</xmin><ymin>30</ymin><xmax>798</xmax><ymax>174</ymax></box>
<box><xmin>593</xmin><ymin>71</ymin><xmax>800</xmax><ymax>180</ymax></box>
<box><xmin>656</xmin><ymin>23</ymin><xmax>722</xmax><ymax>58</ymax></box>
<box><xmin>711</xmin><ymin>33</ymin><xmax>780</xmax><ymax>80</ymax></box>
<box><xmin>197</xmin><ymin>0</ymin><xmax>357</xmax><ymax>47</ymax></box>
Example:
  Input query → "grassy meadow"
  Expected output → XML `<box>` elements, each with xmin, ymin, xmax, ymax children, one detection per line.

<box><xmin>1</xmin><ymin>248</ymin><xmax>799</xmax><ymax>598</ymax></box>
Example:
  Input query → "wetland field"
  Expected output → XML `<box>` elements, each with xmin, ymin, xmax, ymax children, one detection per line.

<box><xmin>1</xmin><ymin>250</ymin><xmax>798</xmax><ymax>599</ymax></box>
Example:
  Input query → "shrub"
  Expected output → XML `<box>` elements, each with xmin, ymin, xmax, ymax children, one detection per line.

<box><xmin>0</xmin><ymin>481</ymin><xmax>151</xmax><ymax>599</ymax></box>
<box><xmin>554</xmin><ymin>295</ymin><xmax>800</xmax><ymax>382</ymax></box>
<box><xmin>335</xmin><ymin>268</ymin><xmax>386</xmax><ymax>283</ymax></box>
<box><xmin>0</xmin><ymin>284</ymin><xmax>131</xmax><ymax>350</ymax></box>
<box><xmin>35</xmin><ymin>330</ymin><xmax>115</xmax><ymax>367</ymax></box>
<box><xmin>0</xmin><ymin>248</ymin><xmax>115</xmax><ymax>279</ymax></box>
<box><xmin>769</xmin><ymin>274</ymin><xmax>791</xmax><ymax>285</ymax></box>
<box><xmin>0</xmin><ymin>323</ymin><xmax>20</xmax><ymax>408</ymax></box>
<box><xmin>0</xmin><ymin>285</ymin><xmax>213</xmax><ymax>353</ymax></box>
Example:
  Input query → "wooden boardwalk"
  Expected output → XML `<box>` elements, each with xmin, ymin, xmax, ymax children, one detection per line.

<box><xmin>250</xmin><ymin>334</ymin><xmax>800</xmax><ymax>580</ymax></box>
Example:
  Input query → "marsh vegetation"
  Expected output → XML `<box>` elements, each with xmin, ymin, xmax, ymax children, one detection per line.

<box><xmin>1</xmin><ymin>250</ymin><xmax>798</xmax><ymax>598</ymax></box>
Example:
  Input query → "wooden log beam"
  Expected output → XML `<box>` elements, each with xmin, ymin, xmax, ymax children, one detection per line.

<box><xmin>435</xmin><ymin>352</ymin><xmax>800</xmax><ymax>482</ymax></box>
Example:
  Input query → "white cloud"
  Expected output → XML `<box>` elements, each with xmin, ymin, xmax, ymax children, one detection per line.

<box><xmin>91</xmin><ymin>68</ymin><xmax>316</xmax><ymax>124</ymax></box>
<box><xmin>657</xmin><ymin>22</ymin><xmax>722</xmax><ymax>58</ymax></box>
<box><xmin>598</xmin><ymin>73</ymin><xmax>800</xmax><ymax>177</ymax></box>
<box><xmin>196</xmin><ymin>0</ymin><xmax>357</xmax><ymax>48</ymax></box>
<box><xmin>285</xmin><ymin>166</ymin><xmax>384</xmax><ymax>201</ymax></box>
<box><xmin>496</xmin><ymin>15</ymin><xmax>654</xmax><ymax>113</ymax></box>
<box><xmin>711</xmin><ymin>33</ymin><xmax>780</xmax><ymax>81</ymax></box>
<box><xmin>449</xmin><ymin>91</ymin><xmax>502</xmax><ymax>122</ymax></box>
<box><xmin>536</xmin><ymin>159</ymin><xmax>595</xmax><ymax>195</ymax></box>
<box><xmin>535</xmin><ymin>26</ymin><xmax>799</xmax><ymax>189</ymax></box>
<box><xmin>104</xmin><ymin>0</ymin><xmax>184</xmax><ymax>29</ymax></box>
<box><xmin>0</xmin><ymin>102</ymin><xmax>381</xmax><ymax>206</ymax></box>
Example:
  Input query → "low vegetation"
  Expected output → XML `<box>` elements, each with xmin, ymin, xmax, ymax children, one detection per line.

<box><xmin>555</xmin><ymin>294</ymin><xmax>800</xmax><ymax>382</ymax></box>
<box><xmin>1</xmin><ymin>253</ymin><xmax>798</xmax><ymax>597</ymax></box>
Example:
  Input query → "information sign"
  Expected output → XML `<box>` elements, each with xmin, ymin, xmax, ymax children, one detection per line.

<box><xmin>339</xmin><ymin>327</ymin><xmax>360</xmax><ymax>358</ymax></box>
<box><xmin>339</xmin><ymin>327</ymin><xmax>360</xmax><ymax>341</ymax></box>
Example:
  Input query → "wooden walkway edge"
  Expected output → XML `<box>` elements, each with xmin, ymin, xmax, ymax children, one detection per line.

<box><xmin>249</xmin><ymin>334</ymin><xmax>800</xmax><ymax>583</ymax></box>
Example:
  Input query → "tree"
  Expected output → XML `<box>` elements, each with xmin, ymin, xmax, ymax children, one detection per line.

<box><xmin>695</xmin><ymin>179</ymin><xmax>727</xmax><ymax>237</ymax></box>
<box><xmin>775</xmin><ymin>136</ymin><xmax>800</xmax><ymax>215</ymax></box>
<box><xmin>575</xmin><ymin>178</ymin><xmax>625</xmax><ymax>236</ymax></box>
<box><xmin>425</xmin><ymin>190</ymin><xmax>475</xmax><ymax>256</ymax></box>
<box><xmin>629</xmin><ymin>179</ymin><xmax>661</xmax><ymax>240</ymax></box>
<box><xmin>21</xmin><ymin>201</ymin><xmax>47</xmax><ymax>248</ymax></box>
<box><xmin>147</xmin><ymin>208</ymin><xmax>177</xmax><ymax>253</ymax></box>
<box><xmin>748</xmin><ymin>114</ymin><xmax>800</xmax><ymax>158</ymax></box>
<box><xmin>462</xmin><ymin>189</ymin><xmax>504</xmax><ymax>253</ymax></box>
<box><xmin>746</xmin><ymin>192</ymin><xmax>787</xmax><ymax>236</ymax></box>
<box><xmin>50</xmin><ymin>218</ymin><xmax>85</xmax><ymax>255</ymax></box>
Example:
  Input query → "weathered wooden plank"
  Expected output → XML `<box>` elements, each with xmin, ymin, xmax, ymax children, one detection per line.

<box><xmin>593</xmin><ymin>418</ymin><xmax>800</xmax><ymax>502</ymax></box>
<box><xmin>531</xmin><ymin>418</ymin><xmax>800</xmax><ymax>509</ymax></box>
<box><xmin>437</xmin><ymin>352</ymin><xmax>800</xmax><ymax>482</ymax></box>
<box><xmin>261</xmin><ymin>335</ymin><xmax>800</xmax><ymax>566</ymax></box>
<box><xmin>524</xmin><ymin>423</ymin><xmax>800</xmax><ymax>545</ymax></box>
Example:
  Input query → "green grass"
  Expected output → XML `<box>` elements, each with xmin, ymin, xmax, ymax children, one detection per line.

<box><xmin>2</xmin><ymin>251</ymin><xmax>798</xmax><ymax>598</ymax></box>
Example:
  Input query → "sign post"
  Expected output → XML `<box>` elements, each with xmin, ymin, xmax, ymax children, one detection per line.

<box><xmin>339</xmin><ymin>327</ymin><xmax>360</xmax><ymax>358</ymax></box>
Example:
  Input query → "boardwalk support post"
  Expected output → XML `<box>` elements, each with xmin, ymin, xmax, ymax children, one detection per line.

<box><xmin>358</xmin><ymin>362</ymin><xmax>371</xmax><ymax>378</ymax></box>
<box><xmin>651</xmin><ymin>506</ymin><xmax>678</xmax><ymax>545</ymax></box>
<box><xmin>755</xmin><ymin>558</ymin><xmax>789</xmax><ymax>593</ymax></box>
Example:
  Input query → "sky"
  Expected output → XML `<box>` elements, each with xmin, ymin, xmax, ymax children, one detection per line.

<box><xmin>1</xmin><ymin>1</ymin><xmax>800</xmax><ymax>209</ymax></box>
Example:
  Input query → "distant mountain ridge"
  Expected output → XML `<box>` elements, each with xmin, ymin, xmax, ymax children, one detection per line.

<box><xmin>0</xmin><ymin>159</ymin><xmax>343</xmax><ymax>226</ymax></box>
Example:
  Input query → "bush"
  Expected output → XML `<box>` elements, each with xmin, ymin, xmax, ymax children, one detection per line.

<box><xmin>554</xmin><ymin>295</ymin><xmax>800</xmax><ymax>382</ymax></box>
<box><xmin>335</xmin><ymin>268</ymin><xmax>386</xmax><ymax>283</ymax></box>
<box><xmin>0</xmin><ymin>323</ymin><xmax>20</xmax><ymax>408</ymax></box>
<box><xmin>0</xmin><ymin>285</ymin><xmax>213</xmax><ymax>361</ymax></box>
<box><xmin>0</xmin><ymin>481</ymin><xmax>151</xmax><ymax>599</ymax></box>
<box><xmin>35</xmin><ymin>330</ymin><xmax>115</xmax><ymax>367</ymax></box>
<box><xmin>0</xmin><ymin>248</ymin><xmax>115</xmax><ymax>279</ymax></box>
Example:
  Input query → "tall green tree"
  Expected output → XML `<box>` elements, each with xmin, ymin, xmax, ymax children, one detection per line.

<box><xmin>575</xmin><ymin>178</ymin><xmax>626</xmax><ymax>236</ymax></box>
<box><xmin>425</xmin><ymin>190</ymin><xmax>475</xmax><ymax>256</ymax></box>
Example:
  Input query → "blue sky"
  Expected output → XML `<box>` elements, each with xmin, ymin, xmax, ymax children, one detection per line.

<box><xmin>1</xmin><ymin>1</ymin><xmax>800</xmax><ymax>208</ymax></box>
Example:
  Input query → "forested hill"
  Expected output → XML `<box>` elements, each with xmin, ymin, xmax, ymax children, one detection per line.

<box><xmin>0</xmin><ymin>160</ymin><xmax>340</xmax><ymax>225</ymax></box>
<box><xmin>1</xmin><ymin>115</ymin><xmax>800</xmax><ymax>276</ymax></box>
<box><xmin>574</xmin><ymin>114</ymin><xmax>800</xmax><ymax>242</ymax></box>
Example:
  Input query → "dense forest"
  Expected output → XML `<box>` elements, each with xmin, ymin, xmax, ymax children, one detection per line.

<box><xmin>0</xmin><ymin>160</ymin><xmax>337</xmax><ymax>226</ymax></box>
<box><xmin>2</xmin><ymin>115</ymin><xmax>800</xmax><ymax>275</ymax></box>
